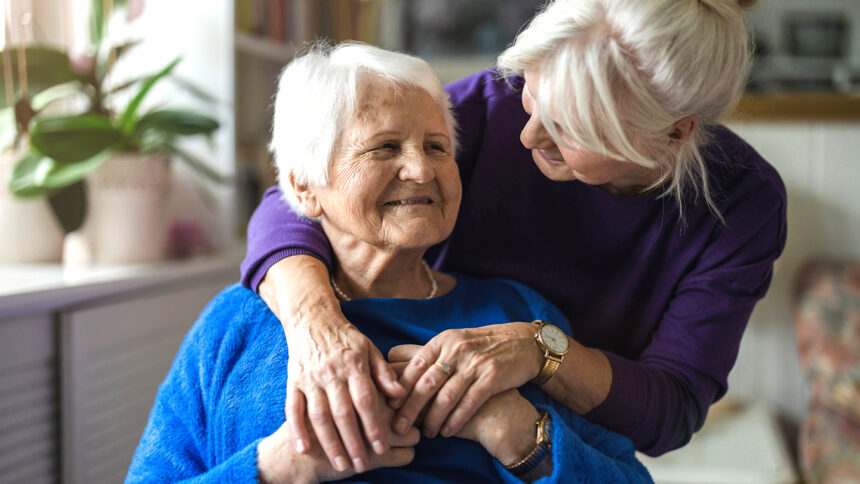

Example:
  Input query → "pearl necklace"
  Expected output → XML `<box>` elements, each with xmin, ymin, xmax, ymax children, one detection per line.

<box><xmin>330</xmin><ymin>260</ymin><xmax>438</xmax><ymax>301</ymax></box>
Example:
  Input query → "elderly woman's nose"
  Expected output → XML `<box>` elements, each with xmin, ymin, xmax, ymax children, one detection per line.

<box><xmin>520</xmin><ymin>113</ymin><xmax>553</xmax><ymax>150</ymax></box>
<box><xmin>398</xmin><ymin>151</ymin><xmax>435</xmax><ymax>183</ymax></box>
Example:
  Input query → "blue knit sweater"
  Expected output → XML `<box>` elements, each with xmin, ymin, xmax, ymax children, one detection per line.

<box><xmin>125</xmin><ymin>276</ymin><xmax>652</xmax><ymax>483</ymax></box>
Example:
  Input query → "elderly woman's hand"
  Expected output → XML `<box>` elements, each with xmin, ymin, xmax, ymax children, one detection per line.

<box><xmin>259</xmin><ymin>256</ymin><xmax>405</xmax><ymax>472</ymax></box>
<box><xmin>390</xmin><ymin>354</ymin><xmax>542</xmax><ymax>469</ymax></box>
<box><xmin>258</xmin><ymin>396</ymin><xmax>421</xmax><ymax>484</ymax></box>
<box><xmin>388</xmin><ymin>324</ymin><xmax>543</xmax><ymax>439</ymax></box>
<box><xmin>454</xmin><ymin>389</ymin><xmax>543</xmax><ymax>468</ymax></box>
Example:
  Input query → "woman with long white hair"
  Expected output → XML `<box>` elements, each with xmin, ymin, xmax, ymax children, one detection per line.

<box><xmin>242</xmin><ymin>0</ymin><xmax>785</xmax><ymax>472</ymax></box>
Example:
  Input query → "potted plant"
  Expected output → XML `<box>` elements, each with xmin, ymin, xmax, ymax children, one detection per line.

<box><xmin>3</xmin><ymin>1</ymin><xmax>225</xmax><ymax>264</ymax></box>
<box><xmin>0</xmin><ymin>43</ymin><xmax>83</xmax><ymax>262</ymax></box>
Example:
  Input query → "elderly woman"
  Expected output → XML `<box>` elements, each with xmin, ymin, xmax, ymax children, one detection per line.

<box><xmin>125</xmin><ymin>43</ymin><xmax>651</xmax><ymax>483</ymax></box>
<box><xmin>241</xmin><ymin>0</ymin><xmax>787</xmax><ymax>470</ymax></box>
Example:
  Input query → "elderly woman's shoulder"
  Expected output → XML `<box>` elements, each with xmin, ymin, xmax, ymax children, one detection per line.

<box><xmin>184</xmin><ymin>284</ymin><xmax>276</xmax><ymax>347</ymax></box>
<box><xmin>453</xmin><ymin>274</ymin><xmax>567</xmax><ymax>328</ymax></box>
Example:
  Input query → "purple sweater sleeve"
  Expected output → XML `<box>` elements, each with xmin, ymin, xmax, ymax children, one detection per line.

<box><xmin>586</xmin><ymin>167</ymin><xmax>787</xmax><ymax>455</ymax></box>
<box><xmin>240</xmin><ymin>187</ymin><xmax>332</xmax><ymax>291</ymax></box>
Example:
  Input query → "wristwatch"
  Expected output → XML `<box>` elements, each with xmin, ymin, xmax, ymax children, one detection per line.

<box><xmin>529</xmin><ymin>320</ymin><xmax>570</xmax><ymax>386</ymax></box>
<box><xmin>505</xmin><ymin>410</ymin><xmax>553</xmax><ymax>476</ymax></box>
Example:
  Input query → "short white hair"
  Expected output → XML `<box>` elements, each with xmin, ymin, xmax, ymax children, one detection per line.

<box><xmin>498</xmin><ymin>0</ymin><xmax>755</xmax><ymax>220</ymax></box>
<box><xmin>270</xmin><ymin>41</ymin><xmax>458</xmax><ymax>215</ymax></box>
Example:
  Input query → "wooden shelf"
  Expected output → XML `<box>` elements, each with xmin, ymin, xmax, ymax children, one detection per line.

<box><xmin>234</xmin><ymin>32</ymin><xmax>295</xmax><ymax>64</ymax></box>
<box><xmin>732</xmin><ymin>93</ymin><xmax>860</xmax><ymax>122</ymax></box>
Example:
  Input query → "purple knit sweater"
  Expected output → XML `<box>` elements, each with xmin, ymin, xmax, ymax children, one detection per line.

<box><xmin>240</xmin><ymin>69</ymin><xmax>787</xmax><ymax>456</ymax></box>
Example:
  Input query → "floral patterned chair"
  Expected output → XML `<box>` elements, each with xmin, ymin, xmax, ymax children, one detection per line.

<box><xmin>794</xmin><ymin>260</ymin><xmax>860</xmax><ymax>484</ymax></box>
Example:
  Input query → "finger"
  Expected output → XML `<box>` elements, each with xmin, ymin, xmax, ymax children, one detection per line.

<box><xmin>370</xmin><ymin>346</ymin><xmax>404</xmax><ymax>399</ymax></box>
<box><xmin>389</xmin><ymin>362</ymin><xmax>408</xmax><ymax>378</ymax></box>
<box><xmin>328</xmin><ymin>382</ymin><xmax>369</xmax><ymax>472</ymax></box>
<box><xmin>440</xmin><ymin>377</ymin><xmax>496</xmax><ymax>437</ymax></box>
<box><xmin>306</xmin><ymin>388</ymin><xmax>350</xmax><ymax>472</ymax></box>
<box><xmin>286</xmin><ymin>386</ymin><xmax>311</xmax><ymax>454</ymax></box>
<box><xmin>347</xmin><ymin>373</ymin><xmax>388</xmax><ymax>456</ymax></box>
<box><xmin>369</xmin><ymin>446</ymin><xmax>416</xmax><ymax>470</ymax></box>
<box><xmin>420</xmin><ymin>374</ymin><xmax>470</xmax><ymax>438</ymax></box>
<box><xmin>388</xmin><ymin>425</ymin><xmax>421</xmax><ymax>447</ymax></box>
<box><xmin>392</xmin><ymin>344</ymin><xmax>440</xmax><ymax>409</ymax></box>
<box><xmin>393</xmin><ymin>361</ymin><xmax>450</xmax><ymax>435</ymax></box>
<box><xmin>387</xmin><ymin>344</ymin><xmax>423</xmax><ymax>363</ymax></box>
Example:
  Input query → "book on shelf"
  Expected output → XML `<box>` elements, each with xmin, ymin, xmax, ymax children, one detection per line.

<box><xmin>235</xmin><ymin>0</ymin><xmax>403</xmax><ymax>48</ymax></box>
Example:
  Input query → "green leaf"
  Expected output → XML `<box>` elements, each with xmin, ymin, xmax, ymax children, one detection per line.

<box><xmin>30</xmin><ymin>81</ymin><xmax>82</xmax><ymax>111</ymax></box>
<box><xmin>169</xmin><ymin>75</ymin><xmax>220</xmax><ymax>104</ymax></box>
<box><xmin>90</xmin><ymin>0</ymin><xmax>105</xmax><ymax>45</ymax></box>
<box><xmin>9</xmin><ymin>148</ymin><xmax>110</xmax><ymax>197</ymax></box>
<box><xmin>164</xmin><ymin>143</ymin><xmax>230</xmax><ymax>184</ymax></box>
<box><xmin>29</xmin><ymin>115</ymin><xmax>122</xmax><ymax>163</ymax></box>
<box><xmin>8</xmin><ymin>150</ymin><xmax>56</xmax><ymax>197</ymax></box>
<box><xmin>45</xmin><ymin>151</ymin><xmax>110</xmax><ymax>188</ymax></box>
<box><xmin>119</xmin><ymin>57</ymin><xmax>181</xmax><ymax>135</ymax></box>
<box><xmin>136</xmin><ymin>109</ymin><xmax>219</xmax><ymax>138</ymax></box>
<box><xmin>0</xmin><ymin>46</ymin><xmax>78</xmax><ymax>109</ymax></box>
<box><xmin>47</xmin><ymin>181</ymin><xmax>87</xmax><ymax>233</ymax></box>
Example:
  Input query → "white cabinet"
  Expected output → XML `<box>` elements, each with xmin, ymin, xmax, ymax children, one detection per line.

<box><xmin>0</xmin><ymin>315</ymin><xmax>58</xmax><ymax>484</ymax></box>
<box><xmin>0</xmin><ymin>252</ymin><xmax>241</xmax><ymax>484</ymax></box>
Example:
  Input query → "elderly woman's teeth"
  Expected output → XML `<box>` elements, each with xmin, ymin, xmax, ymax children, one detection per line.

<box><xmin>386</xmin><ymin>199</ymin><xmax>432</xmax><ymax>206</ymax></box>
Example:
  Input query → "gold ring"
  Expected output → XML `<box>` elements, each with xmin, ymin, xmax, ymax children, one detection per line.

<box><xmin>436</xmin><ymin>362</ymin><xmax>452</xmax><ymax>376</ymax></box>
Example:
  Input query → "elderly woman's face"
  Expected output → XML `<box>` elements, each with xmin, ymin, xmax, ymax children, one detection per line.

<box><xmin>310</xmin><ymin>82</ymin><xmax>461</xmax><ymax>251</ymax></box>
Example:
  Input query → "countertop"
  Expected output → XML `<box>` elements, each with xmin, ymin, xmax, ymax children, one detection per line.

<box><xmin>0</xmin><ymin>249</ymin><xmax>243</xmax><ymax>320</ymax></box>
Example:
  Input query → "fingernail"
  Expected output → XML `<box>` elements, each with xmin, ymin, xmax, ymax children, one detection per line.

<box><xmin>441</xmin><ymin>426</ymin><xmax>451</xmax><ymax>437</ymax></box>
<box><xmin>335</xmin><ymin>456</ymin><xmax>349</xmax><ymax>471</ymax></box>
<box><xmin>372</xmin><ymin>440</ymin><xmax>386</xmax><ymax>455</ymax></box>
<box><xmin>395</xmin><ymin>417</ymin><xmax>409</xmax><ymax>433</ymax></box>
<box><xmin>353</xmin><ymin>458</ymin><xmax>366</xmax><ymax>472</ymax></box>
<box><xmin>295</xmin><ymin>439</ymin><xmax>307</xmax><ymax>453</ymax></box>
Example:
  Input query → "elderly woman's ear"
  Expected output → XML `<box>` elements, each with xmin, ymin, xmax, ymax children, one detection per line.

<box><xmin>668</xmin><ymin>114</ymin><xmax>697</xmax><ymax>146</ymax></box>
<box><xmin>289</xmin><ymin>174</ymin><xmax>324</xmax><ymax>218</ymax></box>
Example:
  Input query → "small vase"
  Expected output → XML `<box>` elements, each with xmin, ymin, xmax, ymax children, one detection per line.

<box><xmin>0</xmin><ymin>145</ymin><xmax>64</xmax><ymax>263</ymax></box>
<box><xmin>83</xmin><ymin>153</ymin><xmax>172</xmax><ymax>264</ymax></box>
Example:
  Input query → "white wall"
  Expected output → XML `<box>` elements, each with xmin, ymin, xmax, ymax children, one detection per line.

<box><xmin>726</xmin><ymin>121</ymin><xmax>860</xmax><ymax>424</ymax></box>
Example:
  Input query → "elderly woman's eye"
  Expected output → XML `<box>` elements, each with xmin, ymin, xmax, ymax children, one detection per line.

<box><xmin>378</xmin><ymin>142</ymin><xmax>397</xmax><ymax>150</ymax></box>
<box><xmin>426</xmin><ymin>143</ymin><xmax>447</xmax><ymax>152</ymax></box>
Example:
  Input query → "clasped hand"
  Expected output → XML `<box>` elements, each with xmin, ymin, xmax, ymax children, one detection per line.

<box><xmin>387</xmin><ymin>322</ymin><xmax>542</xmax><ymax>439</ymax></box>
<box><xmin>284</xmin><ymin>320</ymin><xmax>541</xmax><ymax>475</ymax></box>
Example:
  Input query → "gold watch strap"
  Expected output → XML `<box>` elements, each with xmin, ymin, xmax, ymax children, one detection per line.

<box><xmin>504</xmin><ymin>410</ymin><xmax>552</xmax><ymax>476</ymax></box>
<box><xmin>530</xmin><ymin>355</ymin><xmax>561</xmax><ymax>386</ymax></box>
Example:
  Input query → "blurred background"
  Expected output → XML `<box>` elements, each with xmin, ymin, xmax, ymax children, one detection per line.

<box><xmin>0</xmin><ymin>0</ymin><xmax>859</xmax><ymax>483</ymax></box>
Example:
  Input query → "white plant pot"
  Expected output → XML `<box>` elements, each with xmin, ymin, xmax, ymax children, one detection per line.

<box><xmin>0</xmin><ymin>146</ymin><xmax>64</xmax><ymax>263</ymax></box>
<box><xmin>83</xmin><ymin>153</ymin><xmax>172</xmax><ymax>264</ymax></box>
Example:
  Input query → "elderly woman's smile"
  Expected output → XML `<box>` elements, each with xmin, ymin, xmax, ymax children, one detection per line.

<box><xmin>303</xmin><ymin>80</ymin><xmax>462</xmax><ymax>253</ymax></box>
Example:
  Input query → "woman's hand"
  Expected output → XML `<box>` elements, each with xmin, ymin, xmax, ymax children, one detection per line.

<box><xmin>259</xmin><ymin>255</ymin><xmax>405</xmax><ymax>472</ymax></box>
<box><xmin>454</xmin><ymin>389</ymin><xmax>541</xmax><ymax>467</ymax></box>
<box><xmin>258</xmin><ymin>398</ymin><xmax>421</xmax><ymax>484</ymax></box>
<box><xmin>389</xmin><ymin>355</ymin><xmax>539</xmax><ymax>468</ymax></box>
<box><xmin>388</xmin><ymin>325</ymin><xmax>544</xmax><ymax>439</ymax></box>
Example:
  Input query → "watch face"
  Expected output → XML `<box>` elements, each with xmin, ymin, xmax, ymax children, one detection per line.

<box><xmin>540</xmin><ymin>324</ymin><xmax>570</xmax><ymax>353</ymax></box>
<box><xmin>542</xmin><ymin>418</ymin><xmax>553</xmax><ymax>442</ymax></box>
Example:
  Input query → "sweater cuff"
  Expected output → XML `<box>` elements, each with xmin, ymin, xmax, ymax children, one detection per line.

<box><xmin>207</xmin><ymin>437</ymin><xmax>262</xmax><ymax>482</ymax></box>
<box><xmin>583</xmin><ymin>352</ymin><xmax>643</xmax><ymax>445</ymax></box>
<box><xmin>492</xmin><ymin>404</ymin><xmax>561</xmax><ymax>484</ymax></box>
<box><xmin>246</xmin><ymin>248</ymin><xmax>332</xmax><ymax>293</ymax></box>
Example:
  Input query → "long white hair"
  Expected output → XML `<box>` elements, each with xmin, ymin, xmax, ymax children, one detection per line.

<box><xmin>498</xmin><ymin>0</ymin><xmax>756</xmax><ymax>220</ymax></box>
